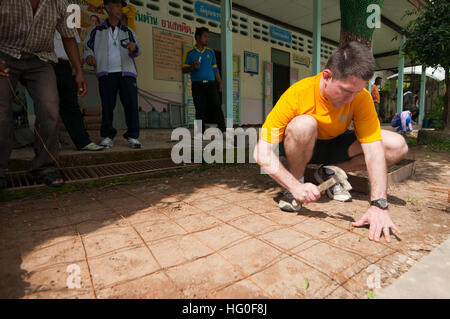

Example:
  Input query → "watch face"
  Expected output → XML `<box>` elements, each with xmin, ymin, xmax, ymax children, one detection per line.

<box><xmin>378</xmin><ymin>199</ymin><xmax>388</xmax><ymax>209</ymax></box>
<box><xmin>372</xmin><ymin>199</ymin><xmax>389</xmax><ymax>209</ymax></box>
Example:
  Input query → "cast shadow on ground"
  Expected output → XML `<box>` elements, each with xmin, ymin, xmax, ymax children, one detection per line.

<box><xmin>0</xmin><ymin>156</ymin><xmax>435</xmax><ymax>298</ymax></box>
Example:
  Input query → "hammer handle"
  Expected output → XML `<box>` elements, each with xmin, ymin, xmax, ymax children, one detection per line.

<box><xmin>317</xmin><ymin>178</ymin><xmax>337</xmax><ymax>193</ymax></box>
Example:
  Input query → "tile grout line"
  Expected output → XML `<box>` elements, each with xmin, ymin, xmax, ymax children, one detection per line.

<box><xmin>87</xmin><ymin>192</ymin><xmax>179</xmax><ymax>292</ymax></box>
<box><xmin>217</xmin><ymin>194</ymin><xmax>407</xmax><ymax>264</ymax></box>
<box><xmin>53</xmin><ymin>193</ymin><xmax>97</xmax><ymax>299</ymax></box>
<box><xmin>206</xmin><ymin>194</ymin><xmax>374</xmax><ymax>291</ymax></box>
<box><xmin>116</xmin><ymin>185</ymin><xmax>277</xmax><ymax>299</ymax></box>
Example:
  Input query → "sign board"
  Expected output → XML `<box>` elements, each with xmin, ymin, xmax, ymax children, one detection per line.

<box><xmin>194</xmin><ymin>0</ymin><xmax>221</xmax><ymax>22</ymax></box>
<box><xmin>244</xmin><ymin>51</ymin><xmax>259</xmax><ymax>75</ymax></box>
<box><xmin>153</xmin><ymin>27</ymin><xmax>192</xmax><ymax>81</ymax></box>
<box><xmin>270</xmin><ymin>25</ymin><xmax>292</xmax><ymax>43</ymax></box>
<box><xmin>293</xmin><ymin>54</ymin><xmax>311</xmax><ymax>68</ymax></box>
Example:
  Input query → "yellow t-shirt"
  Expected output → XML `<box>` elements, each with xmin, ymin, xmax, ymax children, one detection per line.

<box><xmin>371</xmin><ymin>84</ymin><xmax>380</xmax><ymax>103</ymax></box>
<box><xmin>261</xmin><ymin>73</ymin><xmax>381</xmax><ymax>144</ymax></box>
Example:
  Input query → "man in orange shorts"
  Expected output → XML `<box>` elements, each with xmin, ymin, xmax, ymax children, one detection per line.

<box><xmin>254</xmin><ymin>42</ymin><xmax>406</xmax><ymax>243</ymax></box>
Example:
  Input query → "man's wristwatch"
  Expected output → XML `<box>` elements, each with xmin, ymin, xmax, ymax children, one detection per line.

<box><xmin>370</xmin><ymin>198</ymin><xmax>389</xmax><ymax>209</ymax></box>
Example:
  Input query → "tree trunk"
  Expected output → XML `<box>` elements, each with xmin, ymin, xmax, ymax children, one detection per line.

<box><xmin>445</xmin><ymin>67</ymin><xmax>450</xmax><ymax>131</ymax></box>
<box><xmin>340</xmin><ymin>29</ymin><xmax>372</xmax><ymax>48</ymax></box>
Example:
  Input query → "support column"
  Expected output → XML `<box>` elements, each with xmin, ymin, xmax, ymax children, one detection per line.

<box><xmin>396</xmin><ymin>34</ymin><xmax>406</xmax><ymax>114</ymax></box>
<box><xmin>368</xmin><ymin>42</ymin><xmax>374</xmax><ymax>91</ymax></box>
<box><xmin>312</xmin><ymin>0</ymin><xmax>321</xmax><ymax>75</ymax></box>
<box><xmin>221</xmin><ymin>0</ymin><xmax>233</xmax><ymax>128</ymax></box>
<box><xmin>419</xmin><ymin>66</ymin><xmax>426</xmax><ymax>126</ymax></box>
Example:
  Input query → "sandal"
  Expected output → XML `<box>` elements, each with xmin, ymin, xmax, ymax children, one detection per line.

<box><xmin>35</xmin><ymin>171</ymin><xmax>65</xmax><ymax>187</ymax></box>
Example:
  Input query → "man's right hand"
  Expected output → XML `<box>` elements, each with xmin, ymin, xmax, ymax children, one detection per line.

<box><xmin>86</xmin><ymin>56</ymin><xmax>96</xmax><ymax>66</ymax></box>
<box><xmin>291</xmin><ymin>183</ymin><xmax>321</xmax><ymax>203</ymax></box>
<box><xmin>0</xmin><ymin>59</ymin><xmax>9</xmax><ymax>77</ymax></box>
<box><xmin>192</xmin><ymin>61</ymin><xmax>201</xmax><ymax>70</ymax></box>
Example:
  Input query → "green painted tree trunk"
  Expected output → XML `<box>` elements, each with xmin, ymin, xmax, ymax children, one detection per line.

<box><xmin>339</xmin><ymin>0</ymin><xmax>385</xmax><ymax>47</ymax></box>
<box><xmin>445</xmin><ymin>68</ymin><xmax>450</xmax><ymax>131</ymax></box>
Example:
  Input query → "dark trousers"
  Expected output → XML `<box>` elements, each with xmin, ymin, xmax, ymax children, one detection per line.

<box><xmin>53</xmin><ymin>60</ymin><xmax>91</xmax><ymax>149</ymax></box>
<box><xmin>192</xmin><ymin>81</ymin><xmax>226</xmax><ymax>133</ymax></box>
<box><xmin>0</xmin><ymin>52</ymin><xmax>59</xmax><ymax>177</ymax></box>
<box><xmin>98</xmin><ymin>73</ymin><xmax>139</xmax><ymax>140</ymax></box>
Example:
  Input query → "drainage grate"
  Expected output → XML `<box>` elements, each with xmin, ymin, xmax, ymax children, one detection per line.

<box><xmin>5</xmin><ymin>159</ymin><xmax>199</xmax><ymax>190</ymax></box>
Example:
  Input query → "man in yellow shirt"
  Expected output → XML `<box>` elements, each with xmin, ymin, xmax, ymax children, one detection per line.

<box><xmin>371</xmin><ymin>76</ymin><xmax>381</xmax><ymax>115</ymax></box>
<box><xmin>254</xmin><ymin>42</ymin><xmax>407</xmax><ymax>243</ymax></box>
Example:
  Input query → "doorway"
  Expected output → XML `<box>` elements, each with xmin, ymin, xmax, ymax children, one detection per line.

<box><xmin>271</xmin><ymin>48</ymin><xmax>290</xmax><ymax>106</ymax></box>
<box><xmin>208</xmin><ymin>31</ymin><xmax>222</xmax><ymax>71</ymax></box>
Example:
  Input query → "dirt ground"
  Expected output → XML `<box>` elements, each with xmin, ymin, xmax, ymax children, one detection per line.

<box><xmin>0</xmin><ymin>145</ymin><xmax>448</xmax><ymax>299</ymax></box>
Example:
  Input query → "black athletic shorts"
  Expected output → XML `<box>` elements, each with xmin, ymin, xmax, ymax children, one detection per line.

<box><xmin>280</xmin><ymin>130</ymin><xmax>357</xmax><ymax>165</ymax></box>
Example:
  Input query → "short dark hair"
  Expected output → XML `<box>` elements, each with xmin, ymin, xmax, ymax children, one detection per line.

<box><xmin>195</xmin><ymin>27</ymin><xmax>209</xmax><ymax>40</ymax></box>
<box><xmin>325</xmin><ymin>41</ymin><xmax>376</xmax><ymax>81</ymax></box>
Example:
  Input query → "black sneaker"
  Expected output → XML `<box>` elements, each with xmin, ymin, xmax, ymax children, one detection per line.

<box><xmin>314</xmin><ymin>165</ymin><xmax>352</xmax><ymax>202</ymax></box>
<box><xmin>278</xmin><ymin>189</ymin><xmax>302</xmax><ymax>212</ymax></box>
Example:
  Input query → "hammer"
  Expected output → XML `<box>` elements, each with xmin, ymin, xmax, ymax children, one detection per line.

<box><xmin>316</xmin><ymin>165</ymin><xmax>351</xmax><ymax>193</ymax></box>
<box><xmin>289</xmin><ymin>166</ymin><xmax>351</xmax><ymax>210</ymax></box>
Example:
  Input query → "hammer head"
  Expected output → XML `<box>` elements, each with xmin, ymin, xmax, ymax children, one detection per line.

<box><xmin>323</xmin><ymin>165</ymin><xmax>352</xmax><ymax>191</ymax></box>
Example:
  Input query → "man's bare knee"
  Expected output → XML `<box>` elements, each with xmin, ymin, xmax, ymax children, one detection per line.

<box><xmin>285</xmin><ymin>115</ymin><xmax>318</xmax><ymax>143</ymax></box>
<box><xmin>382</xmin><ymin>130</ymin><xmax>409</xmax><ymax>164</ymax></box>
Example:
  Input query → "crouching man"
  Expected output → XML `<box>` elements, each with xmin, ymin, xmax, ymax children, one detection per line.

<box><xmin>254</xmin><ymin>42</ymin><xmax>407</xmax><ymax>243</ymax></box>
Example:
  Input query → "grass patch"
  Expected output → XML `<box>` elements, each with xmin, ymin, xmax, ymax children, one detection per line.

<box><xmin>417</xmin><ymin>134</ymin><xmax>450</xmax><ymax>153</ymax></box>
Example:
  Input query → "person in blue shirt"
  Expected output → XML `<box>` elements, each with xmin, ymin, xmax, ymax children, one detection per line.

<box><xmin>183</xmin><ymin>27</ymin><xmax>225</xmax><ymax>134</ymax></box>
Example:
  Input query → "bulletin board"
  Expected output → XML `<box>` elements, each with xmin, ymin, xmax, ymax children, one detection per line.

<box><xmin>153</xmin><ymin>27</ymin><xmax>192</xmax><ymax>81</ymax></box>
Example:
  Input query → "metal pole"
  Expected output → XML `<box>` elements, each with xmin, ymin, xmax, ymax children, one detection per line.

<box><xmin>221</xmin><ymin>0</ymin><xmax>234</xmax><ymax>127</ymax></box>
<box><xmin>419</xmin><ymin>66</ymin><xmax>426</xmax><ymax>126</ymax></box>
<box><xmin>312</xmin><ymin>0</ymin><xmax>321</xmax><ymax>75</ymax></box>
<box><xmin>396</xmin><ymin>34</ymin><xmax>405</xmax><ymax>114</ymax></box>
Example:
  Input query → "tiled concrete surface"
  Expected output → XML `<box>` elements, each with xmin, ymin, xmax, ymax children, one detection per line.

<box><xmin>0</xmin><ymin>149</ymin><xmax>449</xmax><ymax>299</ymax></box>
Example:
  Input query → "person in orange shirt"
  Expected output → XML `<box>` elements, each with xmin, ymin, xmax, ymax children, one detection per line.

<box><xmin>371</xmin><ymin>77</ymin><xmax>381</xmax><ymax>115</ymax></box>
<box><xmin>254</xmin><ymin>42</ymin><xmax>407</xmax><ymax>243</ymax></box>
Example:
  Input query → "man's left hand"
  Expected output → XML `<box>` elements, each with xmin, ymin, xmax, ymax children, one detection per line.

<box><xmin>352</xmin><ymin>206</ymin><xmax>401</xmax><ymax>243</ymax></box>
<box><xmin>126</xmin><ymin>42</ymin><xmax>137</xmax><ymax>53</ymax></box>
<box><xmin>74</xmin><ymin>69</ymin><xmax>87</xmax><ymax>97</ymax></box>
<box><xmin>218</xmin><ymin>82</ymin><xmax>223</xmax><ymax>93</ymax></box>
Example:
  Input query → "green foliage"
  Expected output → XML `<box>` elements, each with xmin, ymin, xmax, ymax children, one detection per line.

<box><xmin>380</xmin><ymin>81</ymin><xmax>393</xmax><ymax>97</ymax></box>
<box><xmin>425</xmin><ymin>104</ymin><xmax>445</xmax><ymax>129</ymax></box>
<box><xmin>427</xmin><ymin>138</ymin><xmax>450</xmax><ymax>152</ymax></box>
<box><xmin>303</xmin><ymin>279</ymin><xmax>310</xmax><ymax>290</ymax></box>
<box><xmin>402</xmin><ymin>0</ymin><xmax>450</xmax><ymax>69</ymax></box>
<box><xmin>417</xmin><ymin>132</ymin><xmax>450</xmax><ymax>153</ymax></box>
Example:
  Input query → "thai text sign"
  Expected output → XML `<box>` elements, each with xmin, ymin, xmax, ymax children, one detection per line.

<box><xmin>153</xmin><ymin>27</ymin><xmax>192</xmax><ymax>81</ymax></box>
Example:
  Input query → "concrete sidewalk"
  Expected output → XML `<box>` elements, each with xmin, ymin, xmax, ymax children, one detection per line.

<box><xmin>376</xmin><ymin>237</ymin><xmax>450</xmax><ymax>299</ymax></box>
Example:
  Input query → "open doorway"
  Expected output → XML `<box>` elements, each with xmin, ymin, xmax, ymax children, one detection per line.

<box><xmin>207</xmin><ymin>31</ymin><xmax>222</xmax><ymax>72</ymax></box>
<box><xmin>271</xmin><ymin>48</ymin><xmax>290</xmax><ymax>106</ymax></box>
